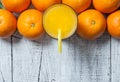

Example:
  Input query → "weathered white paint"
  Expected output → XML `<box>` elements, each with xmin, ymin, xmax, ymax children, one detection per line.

<box><xmin>0</xmin><ymin>30</ymin><xmax>119</xmax><ymax>82</ymax></box>
<box><xmin>39</xmin><ymin>33</ymin><xmax>110</xmax><ymax>82</ymax></box>
<box><xmin>0</xmin><ymin>38</ymin><xmax>12</xmax><ymax>82</ymax></box>
<box><xmin>12</xmin><ymin>34</ymin><xmax>43</xmax><ymax>82</ymax></box>
<box><xmin>111</xmin><ymin>38</ymin><xmax>120</xmax><ymax>82</ymax></box>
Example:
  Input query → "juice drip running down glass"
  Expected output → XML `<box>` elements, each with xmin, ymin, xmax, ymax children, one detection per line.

<box><xmin>43</xmin><ymin>4</ymin><xmax>77</xmax><ymax>53</ymax></box>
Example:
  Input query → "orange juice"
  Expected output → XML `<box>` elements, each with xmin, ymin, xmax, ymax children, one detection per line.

<box><xmin>43</xmin><ymin>4</ymin><xmax>77</xmax><ymax>53</ymax></box>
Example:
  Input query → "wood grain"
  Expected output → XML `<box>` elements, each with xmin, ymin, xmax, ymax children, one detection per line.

<box><xmin>0</xmin><ymin>37</ymin><xmax>12</xmax><ymax>82</ymax></box>
<box><xmin>12</xmin><ymin>34</ymin><xmax>43</xmax><ymax>82</ymax></box>
<box><xmin>111</xmin><ymin>38</ymin><xmax>120</xmax><ymax>82</ymax></box>
<box><xmin>0</xmin><ymin>32</ymin><xmax>114</xmax><ymax>82</ymax></box>
<box><xmin>38</xmin><ymin>33</ymin><xmax>110</xmax><ymax>82</ymax></box>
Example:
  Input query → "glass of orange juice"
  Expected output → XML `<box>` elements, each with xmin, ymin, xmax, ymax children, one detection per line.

<box><xmin>43</xmin><ymin>4</ymin><xmax>77</xmax><ymax>53</ymax></box>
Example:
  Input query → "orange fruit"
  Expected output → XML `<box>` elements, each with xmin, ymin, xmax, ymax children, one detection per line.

<box><xmin>17</xmin><ymin>9</ymin><xmax>44</xmax><ymax>40</ymax></box>
<box><xmin>107</xmin><ymin>10</ymin><xmax>120</xmax><ymax>39</ymax></box>
<box><xmin>93</xmin><ymin>0</ymin><xmax>120</xmax><ymax>13</ymax></box>
<box><xmin>0</xmin><ymin>9</ymin><xmax>17</xmax><ymax>38</ymax></box>
<box><xmin>2</xmin><ymin>0</ymin><xmax>31</xmax><ymax>13</ymax></box>
<box><xmin>62</xmin><ymin>0</ymin><xmax>91</xmax><ymax>13</ymax></box>
<box><xmin>77</xmin><ymin>9</ymin><xmax>106</xmax><ymax>40</ymax></box>
<box><xmin>32</xmin><ymin>0</ymin><xmax>61</xmax><ymax>12</ymax></box>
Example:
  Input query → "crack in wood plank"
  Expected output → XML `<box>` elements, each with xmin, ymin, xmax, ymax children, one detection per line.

<box><xmin>11</xmin><ymin>37</ymin><xmax>13</xmax><ymax>82</ymax></box>
<box><xmin>0</xmin><ymin>71</ymin><xmax>5</xmax><ymax>82</ymax></box>
<box><xmin>38</xmin><ymin>40</ymin><xmax>43</xmax><ymax>82</ymax></box>
<box><xmin>38</xmin><ymin>51</ymin><xmax>43</xmax><ymax>82</ymax></box>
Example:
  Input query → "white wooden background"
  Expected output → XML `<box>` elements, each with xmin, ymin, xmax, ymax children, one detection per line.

<box><xmin>0</xmin><ymin>31</ymin><xmax>119</xmax><ymax>82</ymax></box>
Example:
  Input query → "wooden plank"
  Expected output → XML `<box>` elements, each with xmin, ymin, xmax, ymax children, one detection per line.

<box><xmin>12</xmin><ymin>33</ymin><xmax>44</xmax><ymax>82</ymax></box>
<box><xmin>0</xmin><ymin>38</ymin><xmax>12</xmax><ymax>82</ymax></box>
<box><xmin>111</xmin><ymin>38</ymin><xmax>120</xmax><ymax>82</ymax></box>
<box><xmin>39</xmin><ymin>33</ymin><xmax>111</xmax><ymax>82</ymax></box>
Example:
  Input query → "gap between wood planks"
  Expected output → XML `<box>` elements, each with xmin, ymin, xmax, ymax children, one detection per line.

<box><xmin>11</xmin><ymin>36</ymin><xmax>13</xmax><ymax>82</ymax></box>
<box><xmin>110</xmin><ymin>36</ymin><xmax>112</xmax><ymax>82</ymax></box>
